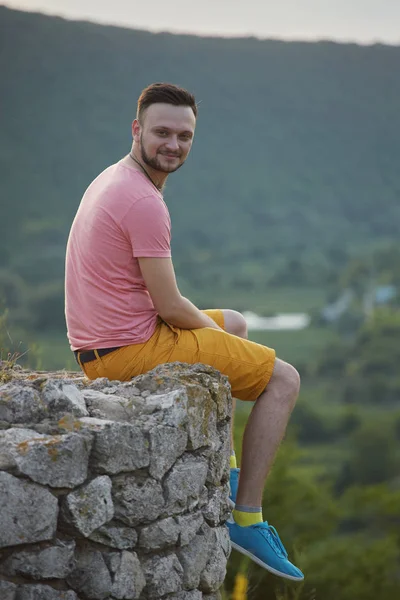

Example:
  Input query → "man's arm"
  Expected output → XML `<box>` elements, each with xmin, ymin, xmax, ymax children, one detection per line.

<box><xmin>138</xmin><ymin>257</ymin><xmax>222</xmax><ymax>330</ymax></box>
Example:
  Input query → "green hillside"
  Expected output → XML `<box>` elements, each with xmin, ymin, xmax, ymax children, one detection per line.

<box><xmin>0</xmin><ymin>6</ymin><xmax>399</xmax><ymax>329</ymax></box>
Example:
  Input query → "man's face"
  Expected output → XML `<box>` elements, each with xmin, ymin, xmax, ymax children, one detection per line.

<box><xmin>133</xmin><ymin>103</ymin><xmax>196</xmax><ymax>174</ymax></box>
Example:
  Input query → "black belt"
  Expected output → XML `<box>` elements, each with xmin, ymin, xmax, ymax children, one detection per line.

<box><xmin>74</xmin><ymin>346</ymin><xmax>121</xmax><ymax>365</ymax></box>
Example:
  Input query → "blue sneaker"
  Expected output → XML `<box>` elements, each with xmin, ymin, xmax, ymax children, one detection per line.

<box><xmin>227</xmin><ymin>519</ymin><xmax>304</xmax><ymax>581</ymax></box>
<box><xmin>229</xmin><ymin>468</ymin><xmax>240</xmax><ymax>508</ymax></box>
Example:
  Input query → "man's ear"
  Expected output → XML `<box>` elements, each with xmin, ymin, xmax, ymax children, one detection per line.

<box><xmin>132</xmin><ymin>119</ymin><xmax>141</xmax><ymax>143</ymax></box>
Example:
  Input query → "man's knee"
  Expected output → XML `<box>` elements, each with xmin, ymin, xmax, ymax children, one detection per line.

<box><xmin>223</xmin><ymin>309</ymin><xmax>248</xmax><ymax>338</ymax></box>
<box><xmin>269</xmin><ymin>358</ymin><xmax>300</xmax><ymax>402</ymax></box>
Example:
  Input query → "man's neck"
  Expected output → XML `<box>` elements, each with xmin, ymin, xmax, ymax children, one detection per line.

<box><xmin>127</xmin><ymin>151</ymin><xmax>166</xmax><ymax>191</ymax></box>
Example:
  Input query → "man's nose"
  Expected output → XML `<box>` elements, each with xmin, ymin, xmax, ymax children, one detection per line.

<box><xmin>165</xmin><ymin>136</ymin><xmax>179</xmax><ymax>150</ymax></box>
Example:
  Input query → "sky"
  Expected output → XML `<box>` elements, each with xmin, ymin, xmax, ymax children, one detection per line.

<box><xmin>3</xmin><ymin>0</ymin><xmax>400</xmax><ymax>45</ymax></box>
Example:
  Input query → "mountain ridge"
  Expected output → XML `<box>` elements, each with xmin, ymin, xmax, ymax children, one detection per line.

<box><xmin>0</xmin><ymin>6</ymin><xmax>399</xmax><ymax>319</ymax></box>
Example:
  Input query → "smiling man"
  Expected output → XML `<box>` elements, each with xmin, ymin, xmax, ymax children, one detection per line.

<box><xmin>65</xmin><ymin>82</ymin><xmax>304</xmax><ymax>581</ymax></box>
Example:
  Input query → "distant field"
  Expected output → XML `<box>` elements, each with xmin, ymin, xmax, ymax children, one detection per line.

<box><xmin>248</xmin><ymin>326</ymin><xmax>339</xmax><ymax>367</ymax></box>
<box><xmin>193</xmin><ymin>286</ymin><xmax>328</xmax><ymax>315</ymax></box>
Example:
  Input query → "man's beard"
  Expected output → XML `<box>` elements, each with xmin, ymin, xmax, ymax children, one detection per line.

<box><xmin>140</xmin><ymin>136</ymin><xmax>185</xmax><ymax>174</ymax></box>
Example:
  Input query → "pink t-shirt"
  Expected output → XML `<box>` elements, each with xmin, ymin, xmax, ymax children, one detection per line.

<box><xmin>65</xmin><ymin>160</ymin><xmax>171</xmax><ymax>351</ymax></box>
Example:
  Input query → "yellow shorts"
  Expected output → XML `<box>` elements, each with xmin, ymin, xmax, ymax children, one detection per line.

<box><xmin>77</xmin><ymin>309</ymin><xmax>276</xmax><ymax>401</ymax></box>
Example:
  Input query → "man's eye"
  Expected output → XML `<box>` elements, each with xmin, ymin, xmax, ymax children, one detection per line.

<box><xmin>157</xmin><ymin>131</ymin><xmax>168</xmax><ymax>136</ymax></box>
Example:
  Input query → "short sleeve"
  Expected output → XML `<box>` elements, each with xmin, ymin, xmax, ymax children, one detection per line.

<box><xmin>120</xmin><ymin>195</ymin><xmax>171</xmax><ymax>258</ymax></box>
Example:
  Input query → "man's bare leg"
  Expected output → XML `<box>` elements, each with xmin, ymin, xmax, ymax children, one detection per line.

<box><xmin>221</xmin><ymin>310</ymin><xmax>304</xmax><ymax>579</ymax></box>
<box><xmin>236</xmin><ymin>358</ymin><xmax>300</xmax><ymax>507</ymax></box>
<box><xmin>227</xmin><ymin>359</ymin><xmax>304</xmax><ymax>580</ymax></box>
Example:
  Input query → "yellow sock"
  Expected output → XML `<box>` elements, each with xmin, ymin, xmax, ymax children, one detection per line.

<box><xmin>233</xmin><ymin>507</ymin><xmax>263</xmax><ymax>527</ymax></box>
<box><xmin>230</xmin><ymin>453</ymin><xmax>237</xmax><ymax>469</ymax></box>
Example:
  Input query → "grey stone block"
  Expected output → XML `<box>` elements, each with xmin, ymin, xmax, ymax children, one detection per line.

<box><xmin>202</xmin><ymin>487</ymin><xmax>231</xmax><ymax>527</ymax></box>
<box><xmin>0</xmin><ymin>539</ymin><xmax>76</xmax><ymax>579</ymax></box>
<box><xmin>89</xmin><ymin>421</ymin><xmax>150</xmax><ymax>474</ymax></box>
<box><xmin>62</xmin><ymin>475</ymin><xmax>114</xmax><ymax>537</ymax></box>
<box><xmin>143</xmin><ymin>554</ymin><xmax>183</xmax><ymax>599</ymax></box>
<box><xmin>206</xmin><ymin>428</ymin><xmax>230</xmax><ymax>486</ymax></box>
<box><xmin>41</xmin><ymin>381</ymin><xmax>88</xmax><ymax>418</ymax></box>
<box><xmin>0</xmin><ymin>385</ymin><xmax>46</xmax><ymax>424</ymax></box>
<box><xmin>0</xmin><ymin>428</ymin><xmax>92</xmax><ymax>488</ymax></box>
<box><xmin>176</xmin><ymin>512</ymin><xmax>204</xmax><ymax>547</ymax></box>
<box><xmin>167</xmin><ymin>591</ymin><xmax>202</xmax><ymax>600</ymax></box>
<box><xmin>0</xmin><ymin>472</ymin><xmax>58</xmax><ymax>548</ymax></box>
<box><xmin>107</xmin><ymin>551</ymin><xmax>146</xmax><ymax>599</ymax></box>
<box><xmin>0</xmin><ymin>580</ymin><xmax>17</xmax><ymax>600</ymax></box>
<box><xmin>216</xmin><ymin>526</ymin><xmax>231</xmax><ymax>559</ymax></box>
<box><xmin>82</xmin><ymin>389</ymin><xmax>140</xmax><ymax>422</ymax></box>
<box><xmin>67</xmin><ymin>549</ymin><xmax>112</xmax><ymax>599</ymax></box>
<box><xmin>177</xmin><ymin>524</ymin><xmax>213</xmax><ymax>589</ymax></box>
<box><xmin>185</xmin><ymin>386</ymin><xmax>218</xmax><ymax>451</ymax></box>
<box><xmin>139</xmin><ymin>517</ymin><xmax>180</xmax><ymax>552</ymax></box>
<box><xmin>113</xmin><ymin>474</ymin><xmax>164</xmax><ymax>526</ymax></box>
<box><xmin>148</xmin><ymin>425</ymin><xmax>187</xmax><ymax>480</ymax></box>
<box><xmin>16</xmin><ymin>585</ymin><xmax>78</xmax><ymax>599</ymax></box>
<box><xmin>199</xmin><ymin>538</ymin><xmax>227</xmax><ymax>593</ymax></box>
<box><xmin>0</xmin><ymin>427</ymin><xmax>46</xmax><ymax>470</ymax></box>
<box><xmin>88</xmin><ymin>523</ymin><xmax>138</xmax><ymax>549</ymax></box>
<box><xmin>164</xmin><ymin>456</ymin><xmax>208</xmax><ymax>512</ymax></box>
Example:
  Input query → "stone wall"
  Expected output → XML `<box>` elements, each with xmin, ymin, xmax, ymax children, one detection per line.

<box><xmin>0</xmin><ymin>362</ymin><xmax>232</xmax><ymax>600</ymax></box>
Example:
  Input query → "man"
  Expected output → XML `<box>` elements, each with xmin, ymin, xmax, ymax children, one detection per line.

<box><xmin>65</xmin><ymin>82</ymin><xmax>304</xmax><ymax>581</ymax></box>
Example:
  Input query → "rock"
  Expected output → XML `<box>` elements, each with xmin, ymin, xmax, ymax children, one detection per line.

<box><xmin>216</xmin><ymin>526</ymin><xmax>231</xmax><ymax>558</ymax></box>
<box><xmin>206</xmin><ymin>424</ymin><xmax>230</xmax><ymax>486</ymax></box>
<box><xmin>0</xmin><ymin>427</ymin><xmax>92</xmax><ymax>488</ymax></box>
<box><xmin>67</xmin><ymin>549</ymin><xmax>112</xmax><ymax>599</ymax></box>
<box><xmin>202</xmin><ymin>486</ymin><xmax>231</xmax><ymax>527</ymax></box>
<box><xmin>88</xmin><ymin>421</ymin><xmax>150</xmax><ymax>474</ymax></box>
<box><xmin>177</xmin><ymin>524</ymin><xmax>213</xmax><ymax>589</ymax></box>
<box><xmin>176</xmin><ymin>512</ymin><xmax>205</xmax><ymax>546</ymax></box>
<box><xmin>167</xmin><ymin>591</ymin><xmax>202</xmax><ymax>600</ymax></box>
<box><xmin>0</xmin><ymin>580</ymin><xmax>17</xmax><ymax>600</ymax></box>
<box><xmin>0</xmin><ymin>384</ymin><xmax>46</xmax><ymax>424</ymax></box>
<box><xmin>16</xmin><ymin>585</ymin><xmax>78</xmax><ymax>599</ymax></box>
<box><xmin>143</xmin><ymin>553</ymin><xmax>184</xmax><ymax>598</ymax></box>
<box><xmin>148</xmin><ymin>424</ymin><xmax>188</xmax><ymax>480</ymax></box>
<box><xmin>186</xmin><ymin>385</ymin><xmax>218</xmax><ymax>451</ymax></box>
<box><xmin>0</xmin><ymin>427</ymin><xmax>46</xmax><ymax>470</ymax></box>
<box><xmin>41</xmin><ymin>380</ymin><xmax>88</xmax><ymax>418</ymax></box>
<box><xmin>82</xmin><ymin>389</ymin><xmax>140</xmax><ymax>422</ymax></box>
<box><xmin>107</xmin><ymin>550</ymin><xmax>146</xmax><ymax>599</ymax></box>
<box><xmin>62</xmin><ymin>475</ymin><xmax>114</xmax><ymax>537</ymax></box>
<box><xmin>164</xmin><ymin>455</ymin><xmax>208</xmax><ymax>512</ymax></box>
<box><xmin>139</xmin><ymin>510</ymin><xmax>205</xmax><ymax>552</ymax></box>
<box><xmin>199</xmin><ymin>529</ymin><xmax>228</xmax><ymax>593</ymax></box>
<box><xmin>88</xmin><ymin>522</ymin><xmax>138</xmax><ymax>549</ymax></box>
<box><xmin>139</xmin><ymin>517</ymin><xmax>180</xmax><ymax>552</ymax></box>
<box><xmin>0</xmin><ymin>363</ymin><xmax>232</xmax><ymax>599</ymax></box>
<box><xmin>0</xmin><ymin>472</ymin><xmax>58</xmax><ymax>548</ymax></box>
<box><xmin>0</xmin><ymin>539</ymin><xmax>76</xmax><ymax>579</ymax></box>
<box><xmin>113</xmin><ymin>473</ymin><xmax>165</xmax><ymax>526</ymax></box>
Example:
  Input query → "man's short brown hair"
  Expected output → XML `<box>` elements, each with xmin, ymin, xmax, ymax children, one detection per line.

<box><xmin>137</xmin><ymin>82</ymin><xmax>197</xmax><ymax>121</ymax></box>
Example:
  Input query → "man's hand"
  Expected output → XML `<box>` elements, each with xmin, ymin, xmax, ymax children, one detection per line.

<box><xmin>138</xmin><ymin>257</ymin><xmax>222</xmax><ymax>330</ymax></box>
